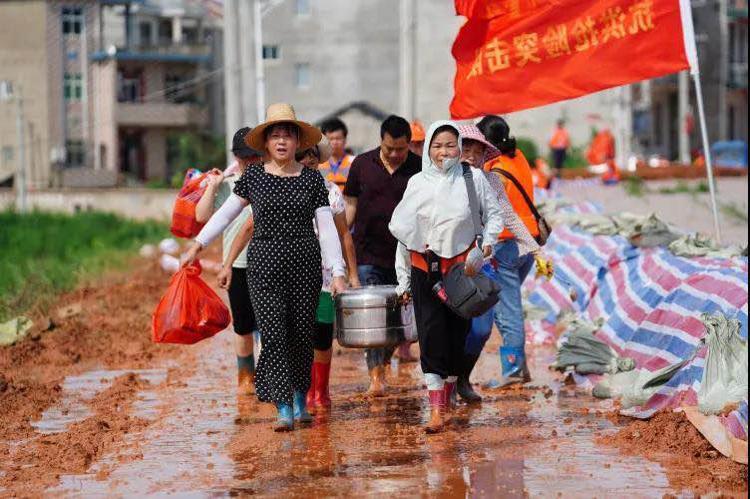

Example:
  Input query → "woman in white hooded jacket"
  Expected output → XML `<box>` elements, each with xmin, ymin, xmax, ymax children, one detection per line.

<box><xmin>389</xmin><ymin>121</ymin><xmax>504</xmax><ymax>434</ymax></box>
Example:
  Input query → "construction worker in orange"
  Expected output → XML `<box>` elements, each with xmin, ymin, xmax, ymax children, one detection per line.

<box><xmin>587</xmin><ymin>127</ymin><xmax>620</xmax><ymax>185</ymax></box>
<box><xmin>478</xmin><ymin>116</ymin><xmax>540</xmax><ymax>388</ymax></box>
<box><xmin>531</xmin><ymin>158</ymin><xmax>552</xmax><ymax>190</ymax></box>
<box><xmin>548</xmin><ymin>119</ymin><xmax>570</xmax><ymax>176</ymax></box>
<box><xmin>409</xmin><ymin>120</ymin><xmax>426</xmax><ymax>156</ymax></box>
<box><xmin>319</xmin><ymin>118</ymin><xmax>356</xmax><ymax>189</ymax></box>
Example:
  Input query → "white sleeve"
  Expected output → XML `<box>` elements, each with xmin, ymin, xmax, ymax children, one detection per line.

<box><xmin>475</xmin><ymin>171</ymin><xmax>504</xmax><ymax>245</ymax></box>
<box><xmin>315</xmin><ymin>206</ymin><xmax>346</xmax><ymax>278</ymax></box>
<box><xmin>194</xmin><ymin>194</ymin><xmax>247</xmax><ymax>248</ymax></box>
<box><xmin>497</xmin><ymin>184</ymin><xmax>540</xmax><ymax>256</ymax></box>
<box><xmin>395</xmin><ymin>241</ymin><xmax>412</xmax><ymax>296</ymax></box>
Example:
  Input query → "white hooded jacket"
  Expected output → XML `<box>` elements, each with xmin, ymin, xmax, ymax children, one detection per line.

<box><xmin>389</xmin><ymin>121</ymin><xmax>504</xmax><ymax>295</ymax></box>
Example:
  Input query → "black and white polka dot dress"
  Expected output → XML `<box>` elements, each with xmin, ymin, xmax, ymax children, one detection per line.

<box><xmin>234</xmin><ymin>165</ymin><xmax>328</xmax><ymax>406</ymax></box>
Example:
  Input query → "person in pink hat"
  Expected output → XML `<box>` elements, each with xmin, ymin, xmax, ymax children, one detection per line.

<box><xmin>454</xmin><ymin>124</ymin><xmax>541</xmax><ymax>404</ymax></box>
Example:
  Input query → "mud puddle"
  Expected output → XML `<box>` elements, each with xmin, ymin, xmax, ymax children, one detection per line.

<box><xmin>33</xmin><ymin>368</ymin><xmax>168</xmax><ymax>435</ymax></box>
<box><xmin>21</xmin><ymin>335</ymin><xmax>742</xmax><ymax>497</ymax></box>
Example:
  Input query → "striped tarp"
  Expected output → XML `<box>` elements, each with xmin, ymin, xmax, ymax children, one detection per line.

<box><xmin>523</xmin><ymin>199</ymin><xmax>748</xmax><ymax>423</ymax></box>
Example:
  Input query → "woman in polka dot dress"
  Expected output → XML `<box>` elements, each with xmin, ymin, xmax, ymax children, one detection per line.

<box><xmin>183</xmin><ymin>103</ymin><xmax>347</xmax><ymax>432</ymax></box>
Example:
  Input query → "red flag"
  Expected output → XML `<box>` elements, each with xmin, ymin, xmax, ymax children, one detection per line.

<box><xmin>451</xmin><ymin>0</ymin><xmax>697</xmax><ymax>119</ymax></box>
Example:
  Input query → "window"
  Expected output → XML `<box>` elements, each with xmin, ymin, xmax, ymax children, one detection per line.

<box><xmin>139</xmin><ymin>22</ymin><xmax>153</xmax><ymax>47</ymax></box>
<box><xmin>262</xmin><ymin>45</ymin><xmax>280</xmax><ymax>60</ymax></box>
<box><xmin>65</xmin><ymin>140</ymin><xmax>85</xmax><ymax>167</ymax></box>
<box><xmin>295</xmin><ymin>0</ymin><xmax>311</xmax><ymax>16</ymax></box>
<box><xmin>64</xmin><ymin>73</ymin><xmax>83</xmax><ymax>101</ymax></box>
<box><xmin>62</xmin><ymin>7</ymin><xmax>83</xmax><ymax>35</ymax></box>
<box><xmin>1</xmin><ymin>146</ymin><xmax>13</xmax><ymax>164</ymax></box>
<box><xmin>295</xmin><ymin>63</ymin><xmax>311</xmax><ymax>89</ymax></box>
<box><xmin>117</xmin><ymin>70</ymin><xmax>143</xmax><ymax>102</ymax></box>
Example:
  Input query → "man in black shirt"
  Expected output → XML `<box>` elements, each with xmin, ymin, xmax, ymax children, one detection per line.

<box><xmin>344</xmin><ymin>115</ymin><xmax>421</xmax><ymax>396</ymax></box>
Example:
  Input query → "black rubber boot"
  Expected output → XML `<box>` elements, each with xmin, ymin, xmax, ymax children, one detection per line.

<box><xmin>457</xmin><ymin>354</ymin><xmax>482</xmax><ymax>404</ymax></box>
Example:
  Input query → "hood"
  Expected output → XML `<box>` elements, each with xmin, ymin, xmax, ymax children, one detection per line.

<box><xmin>421</xmin><ymin>120</ymin><xmax>463</xmax><ymax>177</ymax></box>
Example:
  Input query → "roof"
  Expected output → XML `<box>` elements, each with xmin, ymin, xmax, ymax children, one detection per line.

<box><xmin>315</xmin><ymin>101</ymin><xmax>390</xmax><ymax>126</ymax></box>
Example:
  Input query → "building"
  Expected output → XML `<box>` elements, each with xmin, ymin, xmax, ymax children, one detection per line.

<box><xmin>634</xmin><ymin>0</ymin><xmax>748</xmax><ymax>162</ymax></box>
<box><xmin>228</xmin><ymin>0</ymin><xmax>632</xmax><ymax>157</ymax></box>
<box><xmin>0</xmin><ymin>0</ymin><xmax>223</xmax><ymax>189</ymax></box>
<box><xmin>232</xmin><ymin>0</ymin><xmax>746</xmax><ymax>163</ymax></box>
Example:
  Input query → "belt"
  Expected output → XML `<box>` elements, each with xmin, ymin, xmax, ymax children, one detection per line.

<box><xmin>410</xmin><ymin>247</ymin><xmax>471</xmax><ymax>275</ymax></box>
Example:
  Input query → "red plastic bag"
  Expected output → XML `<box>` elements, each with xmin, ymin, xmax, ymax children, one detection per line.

<box><xmin>152</xmin><ymin>262</ymin><xmax>230</xmax><ymax>344</ymax></box>
<box><xmin>170</xmin><ymin>168</ymin><xmax>208</xmax><ymax>239</ymax></box>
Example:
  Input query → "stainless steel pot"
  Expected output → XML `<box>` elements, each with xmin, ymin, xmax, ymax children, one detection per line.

<box><xmin>335</xmin><ymin>285</ymin><xmax>417</xmax><ymax>348</ymax></box>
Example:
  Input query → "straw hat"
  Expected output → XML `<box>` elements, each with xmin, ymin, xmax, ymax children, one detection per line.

<box><xmin>315</xmin><ymin>138</ymin><xmax>332</xmax><ymax>164</ymax></box>
<box><xmin>245</xmin><ymin>103</ymin><xmax>322</xmax><ymax>152</ymax></box>
<box><xmin>297</xmin><ymin>138</ymin><xmax>332</xmax><ymax>164</ymax></box>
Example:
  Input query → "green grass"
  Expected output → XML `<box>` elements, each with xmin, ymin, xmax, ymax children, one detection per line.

<box><xmin>0</xmin><ymin>210</ymin><xmax>169</xmax><ymax>322</ymax></box>
<box><xmin>720</xmin><ymin>202</ymin><xmax>749</xmax><ymax>225</ymax></box>
<box><xmin>657</xmin><ymin>181</ymin><xmax>710</xmax><ymax>195</ymax></box>
<box><xmin>623</xmin><ymin>176</ymin><xmax>646</xmax><ymax>197</ymax></box>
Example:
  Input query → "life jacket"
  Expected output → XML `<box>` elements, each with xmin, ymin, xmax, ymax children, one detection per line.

<box><xmin>485</xmin><ymin>149</ymin><xmax>540</xmax><ymax>239</ymax></box>
<box><xmin>319</xmin><ymin>155</ymin><xmax>355</xmax><ymax>190</ymax></box>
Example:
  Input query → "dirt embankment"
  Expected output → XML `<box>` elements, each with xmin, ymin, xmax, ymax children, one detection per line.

<box><xmin>0</xmin><ymin>254</ymin><xmax>203</xmax><ymax>495</ymax></box>
<box><xmin>601</xmin><ymin>410</ymin><xmax>748</xmax><ymax>495</ymax></box>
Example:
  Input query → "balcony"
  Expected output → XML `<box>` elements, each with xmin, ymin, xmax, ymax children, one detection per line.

<box><xmin>91</xmin><ymin>43</ymin><xmax>211</xmax><ymax>64</ymax></box>
<box><xmin>116</xmin><ymin>102</ymin><xmax>208</xmax><ymax>128</ymax></box>
<box><xmin>729</xmin><ymin>62</ymin><xmax>748</xmax><ymax>89</ymax></box>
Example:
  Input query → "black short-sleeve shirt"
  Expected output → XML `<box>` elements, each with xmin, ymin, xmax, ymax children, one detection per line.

<box><xmin>234</xmin><ymin>165</ymin><xmax>329</xmax><ymax>240</ymax></box>
<box><xmin>343</xmin><ymin>148</ymin><xmax>421</xmax><ymax>268</ymax></box>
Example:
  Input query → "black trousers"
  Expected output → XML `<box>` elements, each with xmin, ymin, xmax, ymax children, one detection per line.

<box><xmin>411</xmin><ymin>267</ymin><xmax>471</xmax><ymax>378</ymax></box>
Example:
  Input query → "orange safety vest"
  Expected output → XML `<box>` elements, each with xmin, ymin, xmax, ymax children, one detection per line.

<box><xmin>549</xmin><ymin>128</ymin><xmax>570</xmax><ymax>150</ymax></box>
<box><xmin>485</xmin><ymin>149</ymin><xmax>540</xmax><ymax>240</ymax></box>
<box><xmin>319</xmin><ymin>155</ymin><xmax>355</xmax><ymax>190</ymax></box>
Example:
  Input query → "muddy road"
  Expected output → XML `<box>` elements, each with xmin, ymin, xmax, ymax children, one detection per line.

<box><xmin>0</xmin><ymin>256</ymin><xmax>746</xmax><ymax>497</ymax></box>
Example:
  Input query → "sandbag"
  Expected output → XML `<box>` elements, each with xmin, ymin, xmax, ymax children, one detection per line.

<box><xmin>697</xmin><ymin>314</ymin><xmax>748</xmax><ymax>414</ymax></box>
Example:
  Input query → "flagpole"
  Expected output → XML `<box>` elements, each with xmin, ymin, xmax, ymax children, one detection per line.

<box><xmin>692</xmin><ymin>72</ymin><xmax>722</xmax><ymax>243</ymax></box>
<box><xmin>678</xmin><ymin>0</ymin><xmax>722</xmax><ymax>243</ymax></box>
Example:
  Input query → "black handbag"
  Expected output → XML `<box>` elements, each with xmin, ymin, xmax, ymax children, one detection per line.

<box><xmin>491</xmin><ymin>167</ymin><xmax>552</xmax><ymax>246</ymax></box>
<box><xmin>429</xmin><ymin>164</ymin><xmax>500</xmax><ymax>319</ymax></box>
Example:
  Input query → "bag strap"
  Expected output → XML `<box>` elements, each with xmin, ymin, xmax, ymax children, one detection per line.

<box><xmin>490</xmin><ymin>167</ymin><xmax>543</xmax><ymax>222</ymax></box>
<box><xmin>461</xmin><ymin>163</ymin><xmax>483</xmax><ymax>249</ymax></box>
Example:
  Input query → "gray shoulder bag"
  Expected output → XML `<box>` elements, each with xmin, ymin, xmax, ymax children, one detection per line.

<box><xmin>438</xmin><ymin>163</ymin><xmax>501</xmax><ymax>319</ymax></box>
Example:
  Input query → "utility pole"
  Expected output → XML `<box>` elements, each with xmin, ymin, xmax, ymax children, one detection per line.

<box><xmin>1</xmin><ymin>81</ymin><xmax>28</xmax><ymax>212</ymax></box>
<box><xmin>399</xmin><ymin>0</ymin><xmax>417</xmax><ymax>119</ymax></box>
<box><xmin>253</xmin><ymin>0</ymin><xmax>266</xmax><ymax>124</ymax></box>
<box><xmin>678</xmin><ymin>70</ymin><xmax>691</xmax><ymax>164</ymax></box>
<box><xmin>223</xmin><ymin>0</ymin><xmax>242</xmax><ymax>159</ymax></box>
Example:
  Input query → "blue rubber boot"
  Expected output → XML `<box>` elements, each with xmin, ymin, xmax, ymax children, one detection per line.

<box><xmin>486</xmin><ymin>346</ymin><xmax>530</xmax><ymax>389</ymax></box>
<box><xmin>274</xmin><ymin>403</ymin><xmax>294</xmax><ymax>432</ymax></box>
<box><xmin>293</xmin><ymin>391</ymin><xmax>313</xmax><ymax>424</ymax></box>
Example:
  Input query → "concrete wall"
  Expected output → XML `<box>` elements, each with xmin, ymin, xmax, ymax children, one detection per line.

<box><xmin>0</xmin><ymin>1</ymin><xmax>52</xmax><ymax>188</ymax></box>
<box><xmin>0</xmin><ymin>188</ymin><xmax>176</xmax><ymax>221</ymax></box>
<box><xmin>261</xmin><ymin>0</ymin><xmax>624</xmax><ymax>155</ymax></box>
<box><xmin>143</xmin><ymin>129</ymin><xmax>168</xmax><ymax>181</ymax></box>
<box><xmin>93</xmin><ymin>59</ymin><xmax>118</xmax><ymax>172</ymax></box>
<box><xmin>263</xmin><ymin>0</ymin><xmax>401</xmax><ymax>124</ymax></box>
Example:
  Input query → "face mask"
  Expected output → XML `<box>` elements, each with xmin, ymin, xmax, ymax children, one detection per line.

<box><xmin>440</xmin><ymin>155</ymin><xmax>460</xmax><ymax>170</ymax></box>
